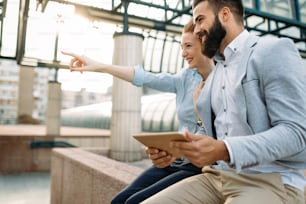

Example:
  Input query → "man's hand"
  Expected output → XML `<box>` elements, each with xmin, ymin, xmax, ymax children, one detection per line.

<box><xmin>146</xmin><ymin>147</ymin><xmax>176</xmax><ymax>168</ymax></box>
<box><xmin>170</xmin><ymin>131</ymin><xmax>229</xmax><ymax>167</ymax></box>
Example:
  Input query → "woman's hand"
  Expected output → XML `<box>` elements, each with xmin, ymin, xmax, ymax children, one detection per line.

<box><xmin>146</xmin><ymin>147</ymin><xmax>176</xmax><ymax>168</ymax></box>
<box><xmin>62</xmin><ymin>51</ymin><xmax>135</xmax><ymax>82</ymax></box>
<box><xmin>61</xmin><ymin>51</ymin><xmax>103</xmax><ymax>73</ymax></box>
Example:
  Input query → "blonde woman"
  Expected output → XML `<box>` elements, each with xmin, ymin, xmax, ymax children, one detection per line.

<box><xmin>62</xmin><ymin>20</ymin><xmax>214</xmax><ymax>204</ymax></box>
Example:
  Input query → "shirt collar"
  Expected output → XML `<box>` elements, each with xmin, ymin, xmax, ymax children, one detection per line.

<box><xmin>214</xmin><ymin>29</ymin><xmax>250</xmax><ymax>62</ymax></box>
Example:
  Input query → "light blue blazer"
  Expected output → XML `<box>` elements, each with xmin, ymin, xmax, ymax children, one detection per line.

<box><xmin>197</xmin><ymin>34</ymin><xmax>306</xmax><ymax>170</ymax></box>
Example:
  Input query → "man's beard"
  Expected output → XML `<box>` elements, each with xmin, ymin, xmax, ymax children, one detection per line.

<box><xmin>202</xmin><ymin>16</ymin><xmax>226</xmax><ymax>58</ymax></box>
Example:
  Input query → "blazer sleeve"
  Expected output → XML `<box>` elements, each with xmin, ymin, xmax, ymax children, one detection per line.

<box><xmin>225</xmin><ymin>37</ymin><xmax>306</xmax><ymax>170</ymax></box>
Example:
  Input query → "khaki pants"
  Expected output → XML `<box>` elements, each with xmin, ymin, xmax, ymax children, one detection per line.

<box><xmin>141</xmin><ymin>166</ymin><xmax>305</xmax><ymax>204</ymax></box>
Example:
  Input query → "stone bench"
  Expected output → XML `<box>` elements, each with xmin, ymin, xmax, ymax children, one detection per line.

<box><xmin>50</xmin><ymin>148</ymin><xmax>306</xmax><ymax>204</ymax></box>
<box><xmin>50</xmin><ymin>148</ymin><xmax>145</xmax><ymax>204</ymax></box>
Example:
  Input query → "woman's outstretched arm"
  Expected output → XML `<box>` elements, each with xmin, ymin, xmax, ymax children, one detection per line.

<box><xmin>62</xmin><ymin>51</ymin><xmax>135</xmax><ymax>83</ymax></box>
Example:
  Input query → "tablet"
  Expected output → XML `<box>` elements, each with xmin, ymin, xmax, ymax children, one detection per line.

<box><xmin>133</xmin><ymin>132</ymin><xmax>188</xmax><ymax>158</ymax></box>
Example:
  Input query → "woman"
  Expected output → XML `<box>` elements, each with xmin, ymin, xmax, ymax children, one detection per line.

<box><xmin>62</xmin><ymin>20</ymin><xmax>214</xmax><ymax>204</ymax></box>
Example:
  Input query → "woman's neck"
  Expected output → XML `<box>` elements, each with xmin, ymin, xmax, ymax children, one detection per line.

<box><xmin>197</xmin><ymin>59</ymin><xmax>215</xmax><ymax>80</ymax></box>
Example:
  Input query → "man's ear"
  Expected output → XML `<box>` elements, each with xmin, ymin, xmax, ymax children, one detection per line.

<box><xmin>218</xmin><ymin>7</ymin><xmax>231</xmax><ymax>23</ymax></box>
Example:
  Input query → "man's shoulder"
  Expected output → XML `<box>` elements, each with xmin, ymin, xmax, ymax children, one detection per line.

<box><xmin>255</xmin><ymin>35</ymin><xmax>295</xmax><ymax>50</ymax></box>
<box><xmin>249</xmin><ymin>35</ymin><xmax>298</xmax><ymax>60</ymax></box>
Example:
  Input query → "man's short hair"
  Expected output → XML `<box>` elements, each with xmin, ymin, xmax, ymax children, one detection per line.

<box><xmin>192</xmin><ymin>0</ymin><xmax>244</xmax><ymax>24</ymax></box>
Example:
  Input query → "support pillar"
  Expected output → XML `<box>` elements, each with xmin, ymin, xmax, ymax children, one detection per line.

<box><xmin>17</xmin><ymin>66</ymin><xmax>35</xmax><ymax>117</ymax></box>
<box><xmin>110</xmin><ymin>32</ymin><xmax>143</xmax><ymax>162</ymax></box>
<box><xmin>46</xmin><ymin>81</ymin><xmax>61</xmax><ymax>136</ymax></box>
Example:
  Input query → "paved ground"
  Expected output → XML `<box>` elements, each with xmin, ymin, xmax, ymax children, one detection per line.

<box><xmin>0</xmin><ymin>172</ymin><xmax>50</xmax><ymax>204</ymax></box>
<box><xmin>0</xmin><ymin>159</ymin><xmax>151</xmax><ymax>204</ymax></box>
<box><xmin>0</xmin><ymin>125</ymin><xmax>151</xmax><ymax>204</ymax></box>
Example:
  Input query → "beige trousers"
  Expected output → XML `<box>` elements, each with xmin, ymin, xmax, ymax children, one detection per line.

<box><xmin>141</xmin><ymin>166</ymin><xmax>305</xmax><ymax>204</ymax></box>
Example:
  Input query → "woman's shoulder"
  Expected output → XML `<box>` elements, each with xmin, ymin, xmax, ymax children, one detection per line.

<box><xmin>180</xmin><ymin>67</ymin><xmax>200</xmax><ymax>76</ymax></box>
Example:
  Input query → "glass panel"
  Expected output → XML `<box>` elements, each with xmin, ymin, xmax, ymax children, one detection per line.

<box><xmin>25</xmin><ymin>1</ymin><xmax>119</xmax><ymax>63</ymax></box>
<box><xmin>261</xmin><ymin>0</ymin><xmax>293</xmax><ymax>19</ymax></box>
<box><xmin>150</xmin><ymin>97</ymin><xmax>169</xmax><ymax>131</ymax></box>
<box><xmin>0</xmin><ymin>0</ymin><xmax>19</xmax><ymax>57</ymax></box>
<box><xmin>143</xmin><ymin>36</ymin><xmax>156</xmax><ymax>71</ymax></box>
<box><xmin>63</xmin><ymin>0</ymin><xmax>113</xmax><ymax>10</ymax></box>
<box><xmin>141</xmin><ymin>95</ymin><xmax>162</xmax><ymax>131</ymax></box>
<box><xmin>25</xmin><ymin>1</ymin><xmax>60</xmax><ymax>60</ymax></box>
<box><xmin>128</xmin><ymin>4</ymin><xmax>149</xmax><ymax>18</ymax></box>
<box><xmin>160</xmin><ymin>94</ymin><xmax>176</xmax><ymax>131</ymax></box>
<box><xmin>300</xmin><ymin>0</ymin><xmax>306</xmax><ymax>22</ymax></box>
<box><xmin>169</xmin><ymin>41</ymin><xmax>183</xmax><ymax>74</ymax></box>
<box><xmin>161</xmin><ymin>38</ymin><xmax>173</xmax><ymax>72</ymax></box>
<box><xmin>243</xmin><ymin>0</ymin><xmax>254</xmax><ymax>8</ymax></box>
<box><xmin>147</xmin><ymin>7</ymin><xmax>165</xmax><ymax>21</ymax></box>
<box><xmin>151</xmin><ymin>37</ymin><xmax>164</xmax><ymax>72</ymax></box>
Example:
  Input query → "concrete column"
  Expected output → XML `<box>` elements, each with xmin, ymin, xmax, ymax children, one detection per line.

<box><xmin>46</xmin><ymin>81</ymin><xmax>61</xmax><ymax>136</ymax></box>
<box><xmin>17</xmin><ymin>66</ymin><xmax>35</xmax><ymax>117</ymax></box>
<box><xmin>110</xmin><ymin>32</ymin><xmax>143</xmax><ymax>162</ymax></box>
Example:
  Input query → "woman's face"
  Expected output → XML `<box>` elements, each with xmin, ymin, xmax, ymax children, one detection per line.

<box><xmin>181</xmin><ymin>32</ymin><xmax>203</xmax><ymax>69</ymax></box>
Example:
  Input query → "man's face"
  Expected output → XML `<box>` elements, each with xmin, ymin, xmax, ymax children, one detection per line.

<box><xmin>193</xmin><ymin>1</ymin><xmax>226</xmax><ymax>58</ymax></box>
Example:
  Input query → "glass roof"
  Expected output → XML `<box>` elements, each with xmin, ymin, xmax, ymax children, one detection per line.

<box><xmin>35</xmin><ymin>0</ymin><xmax>306</xmax><ymax>60</ymax></box>
<box><xmin>54</xmin><ymin>0</ymin><xmax>193</xmax><ymax>24</ymax></box>
<box><xmin>0</xmin><ymin>0</ymin><xmax>305</xmax><ymax>70</ymax></box>
<box><xmin>61</xmin><ymin>93</ymin><xmax>179</xmax><ymax>132</ymax></box>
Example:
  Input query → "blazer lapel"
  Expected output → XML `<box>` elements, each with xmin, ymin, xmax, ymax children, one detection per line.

<box><xmin>197</xmin><ymin>68</ymin><xmax>216</xmax><ymax>137</ymax></box>
<box><xmin>235</xmin><ymin>34</ymin><xmax>259</xmax><ymax>82</ymax></box>
<box><xmin>233</xmin><ymin>35</ymin><xmax>259</xmax><ymax>123</ymax></box>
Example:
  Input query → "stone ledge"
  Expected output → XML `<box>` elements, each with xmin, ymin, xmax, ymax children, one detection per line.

<box><xmin>50</xmin><ymin>148</ymin><xmax>306</xmax><ymax>203</ymax></box>
<box><xmin>50</xmin><ymin>148</ymin><xmax>145</xmax><ymax>204</ymax></box>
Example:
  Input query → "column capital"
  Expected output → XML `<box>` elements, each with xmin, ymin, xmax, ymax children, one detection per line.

<box><xmin>113</xmin><ymin>31</ymin><xmax>144</xmax><ymax>40</ymax></box>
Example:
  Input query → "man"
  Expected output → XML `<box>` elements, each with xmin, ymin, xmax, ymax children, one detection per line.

<box><xmin>142</xmin><ymin>0</ymin><xmax>306</xmax><ymax>203</ymax></box>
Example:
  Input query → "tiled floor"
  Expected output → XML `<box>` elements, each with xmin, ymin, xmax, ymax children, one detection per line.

<box><xmin>0</xmin><ymin>172</ymin><xmax>50</xmax><ymax>204</ymax></box>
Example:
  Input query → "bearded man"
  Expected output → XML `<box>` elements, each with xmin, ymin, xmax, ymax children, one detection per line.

<box><xmin>142</xmin><ymin>0</ymin><xmax>306</xmax><ymax>203</ymax></box>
